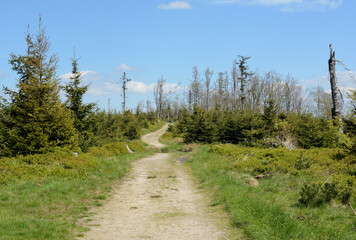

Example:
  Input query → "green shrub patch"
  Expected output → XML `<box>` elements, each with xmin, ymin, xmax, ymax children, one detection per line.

<box><xmin>0</xmin><ymin>141</ymin><xmax>145</xmax><ymax>185</ymax></box>
<box><xmin>188</xmin><ymin>145</ymin><xmax>356</xmax><ymax>239</ymax></box>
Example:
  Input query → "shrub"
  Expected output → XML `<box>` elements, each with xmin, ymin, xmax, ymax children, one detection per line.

<box><xmin>299</xmin><ymin>182</ymin><xmax>338</xmax><ymax>207</ymax></box>
<box><xmin>0</xmin><ymin>140</ymin><xmax>146</xmax><ymax>184</ymax></box>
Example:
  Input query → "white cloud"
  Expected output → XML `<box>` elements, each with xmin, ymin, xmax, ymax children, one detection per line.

<box><xmin>86</xmin><ymin>80</ymin><xmax>182</xmax><ymax>96</ymax></box>
<box><xmin>59</xmin><ymin>70</ymin><xmax>102</xmax><ymax>82</ymax></box>
<box><xmin>127</xmin><ymin>81</ymin><xmax>154</xmax><ymax>93</ymax></box>
<box><xmin>158</xmin><ymin>1</ymin><xmax>193</xmax><ymax>10</ymax></box>
<box><xmin>300</xmin><ymin>71</ymin><xmax>356</xmax><ymax>95</ymax></box>
<box><xmin>116</xmin><ymin>63</ymin><xmax>139</xmax><ymax>72</ymax></box>
<box><xmin>212</xmin><ymin>0</ymin><xmax>342</xmax><ymax>11</ymax></box>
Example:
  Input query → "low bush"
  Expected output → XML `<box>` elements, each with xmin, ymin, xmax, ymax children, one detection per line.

<box><xmin>188</xmin><ymin>145</ymin><xmax>356</xmax><ymax>239</ymax></box>
<box><xmin>0</xmin><ymin>141</ymin><xmax>147</xmax><ymax>185</ymax></box>
<box><xmin>298</xmin><ymin>183</ymin><xmax>338</xmax><ymax>207</ymax></box>
<box><xmin>209</xmin><ymin>144</ymin><xmax>356</xmax><ymax>204</ymax></box>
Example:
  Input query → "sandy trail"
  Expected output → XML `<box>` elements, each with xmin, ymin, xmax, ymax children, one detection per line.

<box><xmin>81</xmin><ymin>124</ymin><xmax>234</xmax><ymax>240</ymax></box>
<box><xmin>141</xmin><ymin>124</ymin><xmax>168</xmax><ymax>149</ymax></box>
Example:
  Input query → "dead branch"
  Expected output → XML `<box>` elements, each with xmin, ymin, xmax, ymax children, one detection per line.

<box><xmin>349</xmin><ymin>203</ymin><xmax>356</xmax><ymax>217</ymax></box>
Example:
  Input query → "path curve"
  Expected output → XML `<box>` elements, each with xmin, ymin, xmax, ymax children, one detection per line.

<box><xmin>81</xmin><ymin>124</ymin><xmax>234</xmax><ymax>240</ymax></box>
<box><xmin>141</xmin><ymin>123</ymin><xmax>169</xmax><ymax>148</ymax></box>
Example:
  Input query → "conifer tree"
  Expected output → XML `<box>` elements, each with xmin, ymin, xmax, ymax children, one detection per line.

<box><xmin>236</xmin><ymin>55</ymin><xmax>252</xmax><ymax>110</ymax></box>
<box><xmin>64</xmin><ymin>50</ymin><xmax>95</xmax><ymax>131</ymax></box>
<box><xmin>262</xmin><ymin>99</ymin><xmax>278</xmax><ymax>136</ymax></box>
<box><xmin>64</xmin><ymin>50</ymin><xmax>95</xmax><ymax>151</ymax></box>
<box><xmin>2</xmin><ymin>17</ymin><xmax>77</xmax><ymax>156</ymax></box>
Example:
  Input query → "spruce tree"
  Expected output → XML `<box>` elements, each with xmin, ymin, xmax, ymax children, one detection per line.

<box><xmin>64</xmin><ymin>51</ymin><xmax>95</xmax><ymax>151</ymax></box>
<box><xmin>2</xmin><ymin>17</ymin><xmax>77</xmax><ymax>156</ymax></box>
<box><xmin>262</xmin><ymin>99</ymin><xmax>278</xmax><ymax>136</ymax></box>
<box><xmin>64</xmin><ymin>51</ymin><xmax>95</xmax><ymax>132</ymax></box>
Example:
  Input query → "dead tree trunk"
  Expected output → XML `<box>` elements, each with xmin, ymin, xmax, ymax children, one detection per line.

<box><xmin>328</xmin><ymin>44</ymin><xmax>342</xmax><ymax>118</ymax></box>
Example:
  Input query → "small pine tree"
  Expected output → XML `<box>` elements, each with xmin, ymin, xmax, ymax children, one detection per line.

<box><xmin>2</xmin><ymin>17</ymin><xmax>77</xmax><ymax>156</ymax></box>
<box><xmin>262</xmin><ymin>99</ymin><xmax>278</xmax><ymax>136</ymax></box>
<box><xmin>184</xmin><ymin>107</ymin><xmax>215</xmax><ymax>143</ymax></box>
<box><xmin>64</xmin><ymin>51</ymin><xmax>95</xmax><ymax>150</ymax></box>
<box><xmin>64</xmin><ymin>51</ymin><xmax>94</xmax><ymax>130</ymax></box>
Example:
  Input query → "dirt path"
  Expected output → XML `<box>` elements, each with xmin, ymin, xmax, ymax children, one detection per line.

<box><xmin>81</xmin><ymin>124</ymin><xmax>235</xmax><ymax>240</ymax></box>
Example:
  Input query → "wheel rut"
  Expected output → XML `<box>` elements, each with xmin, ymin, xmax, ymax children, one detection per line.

<box><xmin>81</xmin><ymin>124</ymin><xmax>235</xmax><ymax>240</ymax></box>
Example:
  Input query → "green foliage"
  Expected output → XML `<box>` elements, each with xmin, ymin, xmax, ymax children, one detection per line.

<box><xmin>298</xmin><ymin>183</ymin><xmax>338</xmax><ymax>207</ymax></box>
<box><xmin>184</xmin><ymin>106</ymin><xmax>216</xmax><ymax>143</ymax></box>
<box><xmin>188</xmin><ymin>145</ymin><xmax>356</xmax><ymax>239</ymax></box>
<box><xmin>262</xmin><ymin>99</ymin><xmax>278</xmax><ymax>134</ymax></box>
<box><xmin>0</xmin><ymin>140</ymin><xmax>146</xmax><ymax>185</ymax></box>
<box><xmin>175</xmin><ymin>108</ymin><xmax>190</xmax><ymax>136</ymax></box>
<box><xmin>0</xmin><ymin>145</ymin><xmax>148</xmax><ymax>240</ymax></box>
<box><xmin>77</xmin><ymin>109</ymin><xmax>153</xmax><ymax>152</ymax></box>
<box><xmin>345</xmin><ymin>89</ymin><xmax>356</xmax><ymax>153</ymax></box>
<box><xmin>291</xmin><ymin>114</ymin><xmax>342</xmax><ymax>148</ymax></box>
<box><xmin>159</xmin><ymin>131</ymin><xmax>184</xmax><ymax>152</ymax></box>
<box><xmin>64</xmin><ymin>55</ymin><xmax>95</xmax><ymax>151</ymax></box>
<box><xmin>173</xmin><ymin>106</ymin><xmax>348</xmax><ymax>149</ymax></box>
<box><xmin>209</xmin><ymin>144</ymin><xmax>356</xmax><ymax>202</ymax></box>
<box><xmin>1</xmin><ymin>20</ymin><xmax>77</xmax><ymax>156</ymax></box>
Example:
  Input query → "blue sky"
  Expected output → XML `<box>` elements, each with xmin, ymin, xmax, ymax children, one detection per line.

<box><xmin>0</xmin><ymin>0</ymin><xmax>355</xmax><ymax>111</ymax></box>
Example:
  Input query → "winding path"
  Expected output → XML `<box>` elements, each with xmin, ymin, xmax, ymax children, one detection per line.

<box><xmin>81</xmin><ymin>124</ymin><xmax>235</xmax><ymax>239</ymax></box>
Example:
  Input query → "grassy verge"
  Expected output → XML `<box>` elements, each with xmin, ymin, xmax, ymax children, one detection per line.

<box><xmin>159</xmin><ymin>131</ymin><xmax>184</xmax><ymax>152</ymax></box>
<box><xmin>0</xmin><ymin>142</ymin><xmax>152</xmax><ymax>240</ymax></box>
<box><xmin>187</xmin><ymin>145</ymin><xmax>356</xmax><ymax>240</ymax></box>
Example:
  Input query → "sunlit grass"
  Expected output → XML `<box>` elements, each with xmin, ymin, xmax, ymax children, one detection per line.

<box><xmin>188</xmin><ymin>146</ymin><xmax>356</xmax><ymax>240</ymax></box>
<box><xmin>0</xmin><ymin>151</ymin><xmax>149</xmax><ymax>239</ymax></box>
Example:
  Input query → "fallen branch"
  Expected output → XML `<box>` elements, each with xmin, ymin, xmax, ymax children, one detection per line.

<box><xmin>349</xmin><ymin>203</ymin><xmax>356</xmax><ymax>217</ymax></box>
<box><xmin>125</xmin><ymin>145</ymin><xmax>134</xmax><ymax>154</ymax></box>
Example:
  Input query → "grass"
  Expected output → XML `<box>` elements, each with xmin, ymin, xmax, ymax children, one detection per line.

<box><xmin>187</xmin><ymin>145</ymin><xmax>356</xmax><ymax>240</ymax></box>
<box><xmin>0</xmin><ymin>120</ymin><xmax>167</xmax><ymax>239</ymax></box>
<box><xmin>159</xmin><ymin>131</ymin><xmax>184</xmax><ymax>153</ymax></box>
<box><xmin>0</xmin><ymin>147</ymin><xmax>151</xmax><ymax>239</ymax></box>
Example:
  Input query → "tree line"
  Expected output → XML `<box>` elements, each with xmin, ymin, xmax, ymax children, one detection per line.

<box><xmin>153</xmin><ymin>57</ymin><xmax>335</xmax><ymax>123</ymax></box>
<box><xmin>155</xmin><ymin>56</ymin><xmax>356</xmax><ymax>150</ymax></box>
<box><xmin>0</xmin><ymin>18</ymin><xmax>157</xmax><ymax>157</ymax></box>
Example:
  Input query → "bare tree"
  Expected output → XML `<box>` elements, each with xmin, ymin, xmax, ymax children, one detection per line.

<box><xmin>231</xmin><ymin>63</ymin><xmax>238</xmax><ymax>109</ymax></box>
<box><xmin>204</xmin><ymin>67</ymin><xmax>213</xmax><ymax>110</ymax></box>
<box><xmin>247</xmin><ymin>73</ymin><xmax>264</xmax><ymax>112</ymax></box>
<box><xmin>217</xmin><ymin>72</ymin><xmax>225</xmax><ymax>108</ymax></box>
<box><xmin>120</xmin><ymin>72</ymin><xmax>131</xmax><ymax>112</ymax></box>
<box><xmin>309</xmin><ymin>86</ymin><xmax>332</xmax><ymax>118</ymax></box>
<box><xmin>328</xmin><ymin>43</ymin><xmax>342</xmax><ymax>118</ymax></box>
<box><xmin>190</xmin><ymin>66</ymin><xmax>201</xmax><ymax>107</ymax></box>
<box><xmin>283</xmin><ymin>74</ymin><xmax>294</xmax><ymax>114</ymax></box>
<box><xmin>154</xmin><ymin>75</ymin><xmax>165</xmax><ymax>119</ymax></box>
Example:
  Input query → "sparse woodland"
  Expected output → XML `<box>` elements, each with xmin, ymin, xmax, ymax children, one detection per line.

<box><xmin>1</xmin><ymin>18</ymin><xmax>356</xmax><ymax>239</ymax></box>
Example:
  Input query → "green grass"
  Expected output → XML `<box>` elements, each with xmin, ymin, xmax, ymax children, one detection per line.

<box><xmin>0</xmin><ymin>145</ymin><xmax>151</xmax><ymax>239</ymax></box>
<box><xmin>188</xmin><ymin>145</ymin><xmax>356</xmax><ymax>240</ymax></box>
<box><xmin>159</xmin><ymin>131</ymin><xmax>184</xmax><ymax>152</ymax></box>
<box><xmin>0</xmin><ymin>121</ymin><xmax>167</xmax><ymax>239</ymax></box>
